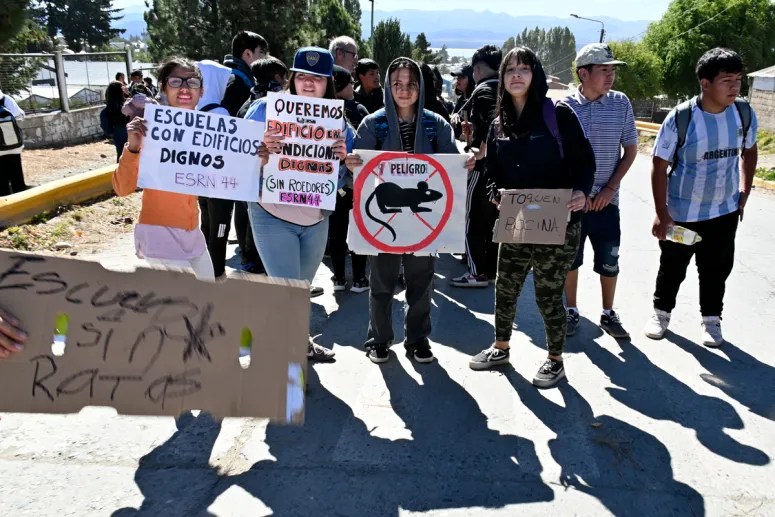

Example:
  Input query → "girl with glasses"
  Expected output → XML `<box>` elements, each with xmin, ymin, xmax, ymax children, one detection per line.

<box><xmin>112</xmin><ymin>57</ymin><xmax>215</xmax><ymax>281</ymax></box>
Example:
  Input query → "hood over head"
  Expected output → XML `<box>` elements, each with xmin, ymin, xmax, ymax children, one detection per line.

<box><xmin>383</xmin><ymin>57</ymin><xmax>427</xmax><ymax>151</ymax></box>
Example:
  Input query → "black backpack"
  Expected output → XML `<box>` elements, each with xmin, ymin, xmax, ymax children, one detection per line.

<box><xmin>0</xmin><ymin>96</ymin><xmax>23</xmax><ymax>151</ymax></box>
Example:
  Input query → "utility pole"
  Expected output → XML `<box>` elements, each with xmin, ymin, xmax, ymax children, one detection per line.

<box><xmin>369</xmin><ymin>0</ymin><xmax>375</xmax><ymax>41</ymax></box>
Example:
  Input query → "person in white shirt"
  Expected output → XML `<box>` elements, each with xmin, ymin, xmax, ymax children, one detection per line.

<box><xmin>646</xmin><ymin>48</ymin><xmax>758</xmax><ymax>347</ymax></box>
<box><xmin>0</xmin><ymin>89</ymin><xmax>27</xmax><ymax>195</ymax></box>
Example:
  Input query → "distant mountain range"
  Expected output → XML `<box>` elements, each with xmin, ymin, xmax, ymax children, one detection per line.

<box><xmin>113</xmin><ymin>7</ymin><xmax>651</xmax><ymax>49</ymax></box>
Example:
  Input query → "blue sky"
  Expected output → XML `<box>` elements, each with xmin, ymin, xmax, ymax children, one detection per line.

<box><xmin>113</xmin><ymin>0</ymin><xmax>673</xmax><ymax>21</ymax></box>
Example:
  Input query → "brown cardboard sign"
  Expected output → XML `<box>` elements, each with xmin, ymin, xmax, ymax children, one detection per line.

<box><xmin>493</xmin><ymin>189</ymin><xmax>572</xmax><ymax>245</ymax></box>
<box><xmin>0</xmin><ymin>251</ymin><xmax>309</xmax><ymax>422</ymax></box>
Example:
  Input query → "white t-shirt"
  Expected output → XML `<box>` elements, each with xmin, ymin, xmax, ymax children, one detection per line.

<box><xmin>0</xmin><ymin>93</ymin><xmax>25</xmax><ymax>157</ymax></box>
<box><xmin>653</xmin><ymin>97</ymin><xmax>757</xmax><ymax>222</ymax></box>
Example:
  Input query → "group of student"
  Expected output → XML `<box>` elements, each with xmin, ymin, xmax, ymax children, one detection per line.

<box><xmin>0</xmin><ymin>33</ymin><xmax>758</xmax><ymax>390</ymax></box>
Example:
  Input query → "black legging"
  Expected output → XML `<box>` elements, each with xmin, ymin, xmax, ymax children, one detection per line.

<box><xmin>328</xmin><ymin>188</ymin><xmax>366</xmax><ymax>280</ymax></box>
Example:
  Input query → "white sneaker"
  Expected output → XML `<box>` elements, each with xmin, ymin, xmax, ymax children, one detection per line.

<box><xmin>701</xmin><ymin>317</ymin><xmax>724</xmax><ymax>347</ymax></box>
<box><xmin>644</xmin><ymin>309</ymin><xmax>671</xmax><ymax>339</ymax></box>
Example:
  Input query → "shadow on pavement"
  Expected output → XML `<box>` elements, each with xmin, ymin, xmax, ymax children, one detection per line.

<box><xmin>505</xmin><ymin>369</ymin><xmax>706</xmax><ymax>515</ymax></box>
<box><xmin>582</xmin><ymin>331</ymin><xmax>770</xmax><ymax>466</ymax></box>
<box><xmin>113</xmin><ymin>365</ymin><xmax>555</xmax><ymax>516</ymax></box>
<box><xmin>665</xmin><ymin>334</ymin><xmax>775</xmax><ymax>421</ymax></box>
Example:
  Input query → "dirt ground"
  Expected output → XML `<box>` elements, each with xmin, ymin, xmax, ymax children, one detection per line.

<box><xmin>22</xmin><ymin>140</ymin><xmax>117</xmax><ymax>187</ymax></box>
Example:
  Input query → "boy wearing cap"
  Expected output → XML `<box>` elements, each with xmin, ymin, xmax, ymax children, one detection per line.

<box><xmin>645</xmin><ymin>48</ymin><xmax>757</xmax><ymax>347</ymax></box>
<box><xmin>563</xmin><ymin>43</ymin><xmax>638</xmax><ymax>339</ymax></box>
<box><xmin>354</xmin><ymin>59</ymin><xmax>384</xmax><ymax>114</ymax></box>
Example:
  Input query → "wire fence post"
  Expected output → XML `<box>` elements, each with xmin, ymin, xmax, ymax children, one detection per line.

<box><xmin>54</xmin><ymin>51</ymin><xmax>70</xmax><ymax>113</ymax></box>
<box><xmin>124</xmin><ymin>47</ymin><xmax>133</xmax><ymax>79</ymax></box>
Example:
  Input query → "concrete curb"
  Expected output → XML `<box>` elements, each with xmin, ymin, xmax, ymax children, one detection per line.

<box><xmin>753</xmin><ymin>176</ymin><xmax>775</xmax><ymax>191</ymax></box>
<box><xmin>0</xmin><ymin>164</ymin><xmax>116</xmax><ymax>228</ymax></box>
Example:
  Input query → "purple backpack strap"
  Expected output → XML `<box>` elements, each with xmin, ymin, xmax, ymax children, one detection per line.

<box><xmin>542</xmin><ymin>98</ymin><xmax>564</xmax><ymax>160</ymax></box>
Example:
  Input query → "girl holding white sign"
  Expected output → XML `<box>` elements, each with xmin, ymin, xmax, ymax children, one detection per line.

<box><xmin>244</xmin><ymin>47</ymin><xmax>353</xmax><ymax>362</ymax></box>
<box><xmin>467</xmin><ymin>47</ymin><xmax>595</xmax><ymax>388</ymax></box>
<box><xmin>113</xmin><ymin>57</ymin><xmax>215</xmax><ymax>281</ymax></box>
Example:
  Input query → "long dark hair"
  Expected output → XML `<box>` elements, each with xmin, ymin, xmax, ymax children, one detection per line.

<box><xmin>105</xmin><ymin>81</ymin><xmax>125</xmax><ymax>105</ymax></box>
<box><xmin>495</xmin><ymin>46</ymin><xmax>545</xmax><ymax>137</ymax></box>
<box><xmin>288</xmin><ymin>71</ymin><xmax>337</xmax><ymax>100</ymax></box>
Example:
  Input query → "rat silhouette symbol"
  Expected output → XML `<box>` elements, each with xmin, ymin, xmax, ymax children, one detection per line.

<box><xmin>364</xmin><ymin>181</ymin><xmax>443</xmax><ymax>242</ymax></box>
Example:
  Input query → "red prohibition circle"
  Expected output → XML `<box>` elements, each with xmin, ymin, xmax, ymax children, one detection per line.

<box><xmin>352</xmin><ymin>151</ymin><xmax>454</xmax><ymax>253</ymax></box>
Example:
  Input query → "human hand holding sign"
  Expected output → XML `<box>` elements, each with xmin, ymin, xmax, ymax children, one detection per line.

<box><xmin>260</xmin><ymin>129</ymin><xmax>285</xmax><ymax>167</ymax></box>
<box><xmin>126</xmin><ymin>117</ymin><xmax>147</xmax><ymax>153</ymax></box>
<box><xmin>464</xmin><ymin>153</ymin><xmax>476</xmax><ymax>172</ymax></box>
<box><xmin>345</xmin><ymin>153</ymin><xmax>363</xmax><ymax>172</ymax></box>
<box><xmin>0</xmin><ymin>307</ymin><xmax>26</xmax><ymax>359</ymax></box>
<box><xmin>331</xmin><ymin>138</ymin><xmax>347</xmax><ymax>161</ymax></box>
<box><xmin>567</xmin><ymin>190</ymin><xmax>586</xmax><ymax>212</ymax></box>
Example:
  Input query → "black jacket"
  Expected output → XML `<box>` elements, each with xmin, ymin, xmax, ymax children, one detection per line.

<box><xmin>354</xmin><ymin>86</ymin><xmax>384</xmax><ymax>114</ymax></box>
<box><xmin>344</xmin><ymin>98</ymin><xmax>369</xmax><ymax>130</ymax></box>
<box><xmin>484</xmin><ymin>60</ymin><xmax>594</xmax><ymax>225</ymax></box>
<box><xmin>222</xmin><ymin>57</ymin><xmax>255</xmax><ymax>117</ymax></box>
<box><xmin>469</xmin><ymin>75</ymin><xmax>499</xmax><ymax>148</ymax></box>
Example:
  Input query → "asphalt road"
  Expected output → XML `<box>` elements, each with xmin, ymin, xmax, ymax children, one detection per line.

<box><xmin>1</xmin><ymin>153</ymin><xmax>773</xmax><ymax>516</ymax></box>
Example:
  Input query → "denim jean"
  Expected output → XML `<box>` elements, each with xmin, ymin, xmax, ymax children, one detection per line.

<box><xmin>248</xmin><ymin>203</ymin><xmax>328</xmax><ymax>282</ymax></box>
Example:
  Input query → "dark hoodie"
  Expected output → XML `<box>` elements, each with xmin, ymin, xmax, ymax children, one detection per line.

<box><xmin>354</xmin><ymin>58</ymin><xmax>458</xmax><ymax>155</ymax></box>
<box><xmin>221</xmin><ymin>56</ymin><xmax>255</xmax><ymax>116</ymax></box>
<box><xmin>484</xmin><ymin>60</ymin><xmax>595</xmax><ymax>224</ymax></box>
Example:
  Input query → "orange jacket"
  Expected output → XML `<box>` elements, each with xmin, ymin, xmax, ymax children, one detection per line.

<box><xmin>112</xmin><ymin>146</ymin><xmax>199</xmax><ymax>230</ymax></box>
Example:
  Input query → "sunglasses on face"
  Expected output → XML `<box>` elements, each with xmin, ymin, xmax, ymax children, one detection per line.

<box><xmin>166</xmin><ymin>76</ymin><xmax>202</xmax><ymax>89</ymax></box>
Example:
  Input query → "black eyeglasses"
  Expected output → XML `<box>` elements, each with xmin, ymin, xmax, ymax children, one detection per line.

<box><xmin>166</xmin><ymin>76</ymin><xmax>202</xmax><ymax>89</ymax></box>
<box><xmin>339</xmin><ymin>48</ymin><xmax>358</xmax><ymax>58</ymax></box>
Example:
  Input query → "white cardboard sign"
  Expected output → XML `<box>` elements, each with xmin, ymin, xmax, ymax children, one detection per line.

<box><xmin>348</xmin><ymin>150</ymin><xmax>467</xmax><ymax>255</ymax></box>
<box><xmin>261</xmin><ymin>92</ymin><xmax>345</xmax><ymax>211</ymax></box>
<box><xmin>138</xmin><ymin>104</ymin><xmax>264</xmax><ymax>202</ymax></box>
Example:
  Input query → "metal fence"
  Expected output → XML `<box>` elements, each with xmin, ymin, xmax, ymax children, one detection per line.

<box><xmin>0</xmin><ymin>50</ymin><xmax>155</xmax><ymax>115</ymax></box>
<box><xmin>631</xmin><ymin>97</ymin><xmax>682</xmax><ymax>124</ymax></box>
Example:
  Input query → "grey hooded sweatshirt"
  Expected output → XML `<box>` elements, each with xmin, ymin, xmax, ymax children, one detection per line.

<box><xmin>354</xmin><ymin>58</ymin><xmax>458</xmax><ymax>155</ymax></box>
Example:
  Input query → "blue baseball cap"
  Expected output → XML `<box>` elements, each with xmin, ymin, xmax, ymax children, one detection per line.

<box><xmin>290</xmin><ymin>47</ymin><xmax>334</xmax><ymax>77</ymax></box>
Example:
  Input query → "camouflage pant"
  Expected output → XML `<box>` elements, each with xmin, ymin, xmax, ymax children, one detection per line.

<box><xmin>494</xmin><ymin>223</ymin><xmax>581</xmax><ymax>356</ymax></box>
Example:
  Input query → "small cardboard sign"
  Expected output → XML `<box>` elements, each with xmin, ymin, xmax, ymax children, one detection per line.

<box><xmin>0</xmin><ymin>251</ymin><xmax>309</xmax><ymax>422</ymax></box>
<box><xmin>493</xmin><ymin>189</ymin><xmax>572</xmax><ymax>245</ymax></box>
<box><xmin>348</xmin><ymin>150</ymin><xmax>467</xmax><ymax>255</ymax></box>
<box><xmin>138</xmin><ymin>104</ymin><xmax>264</xmax><ymax>202</ymax></box>
<box><xmin>261</xmin><ymin>92</ymin><xmax>345</xmax><ymax>211</ymax></box>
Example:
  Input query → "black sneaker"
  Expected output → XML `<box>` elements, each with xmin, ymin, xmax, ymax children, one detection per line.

<box><xmin>469</xmin><ymin>345</ymin><xmax>510</xmax><ymax>370</ymax></box>
<box><xmin>532</xmin><ymin>359</ymin><xmax>565</xmax><ymax>388</ymax></box>
<box><xmin>367</xmin><ymin>343</ymin><xmax>390</xmax><ymax>364</ymax></box>
<box><xmin>600</xmin><ymin>310</ymin><xmax>630</xmax><ymax>339</ymax></box>
<box><xmin>310</xmin><ymin>286</ymin><xmax>324</xmax><ymax>298</ymax></box>
<box><xmin>332</xmin><ymin>277</ymin><xmax>346</xmax><ymax>292</ymax></box>
<box><xmin>405</xmin><ymin>340</ymin><xmax>434</xmax><ymax>363</ymax></box>
<box><xmin>566</xmin><ymin>309</ymin><xmax>580</xmax><ymax>337</ymax></box>
<box><xmin>308</xmin><ymin>341</ymin><xmax>335</xmax><ymax>362</ymax></box>
<box><xmin>351</xmin><ymin>277</ymin><xmax>369</xmax><ymax>293</ymax></box>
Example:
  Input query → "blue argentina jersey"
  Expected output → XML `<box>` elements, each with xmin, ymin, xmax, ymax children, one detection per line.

<box><xmin>654</xmin><ymin>97</ymin><xmax>757</xmax><ymax>222</ymax></box>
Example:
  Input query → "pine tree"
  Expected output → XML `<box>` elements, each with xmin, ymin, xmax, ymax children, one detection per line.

<box><xmin>39</xmin><ymin>0</ymin><xmax>124</xmax><ymax>52</ymax></box>
<box><xmin>372</xmin><ymin>18</ymin><xmax>412</xmax><ymax>75</ymax></box>
<box><xmin>412</xmin><ymin>32</ymin><xmax>440</xmax><ymax>64</ymax></box>
<box><xmin>307</xmin><ymin>0</ymin><xmax>361</xmax><ymax>48</ymax></box>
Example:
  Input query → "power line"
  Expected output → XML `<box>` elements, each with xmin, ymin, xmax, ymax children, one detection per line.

<box><xmin>673</xmin><ymin>2</ymin><xmax>739</xmax><ymax>39</ymax></box>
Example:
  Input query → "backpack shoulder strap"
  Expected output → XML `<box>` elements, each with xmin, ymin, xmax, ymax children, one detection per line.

<box><xmin>372</xmin><ymin>111</ymin><xmax>389</xmax><ymax>151</ymax></box>
<box><xmin>542</xmin><ymin>98</ymin><xmax>564</xmax><ymax>160</ymax></box>
<box><xmin>670</xmin><ymin>100</ymin><xmax>693</xmax><ymax>176</ymax></box>
<box><xmin>200</xmin><ymin>103</ymin><xmax>221</xmax><ymax>112</ymax></box>
<box><xmin>421</xmin><ymin>109</ymin><xmax>439</xmax><ymax>152</ymax></box>
<box><xmin>734</xmin><ymin>98</ymin><xmax>752</xmax><ymax>147</ymax></box>
<box><xmin>231</xmin><ymin>68</ymin><xmax>254</xmax><ymax>89</ymax></box>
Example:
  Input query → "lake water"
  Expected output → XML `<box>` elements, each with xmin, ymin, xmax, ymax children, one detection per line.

<box><xmin>432</xmin><ymin>48</ymin><xmax>476</xmax><ymax>59</ymax></box>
